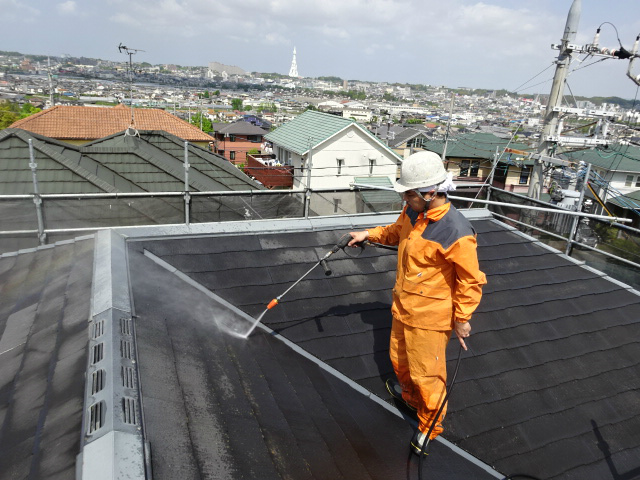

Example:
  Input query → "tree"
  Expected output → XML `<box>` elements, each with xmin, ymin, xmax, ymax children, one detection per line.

<box><xmin>231</xmin><ymin>98</ymin><xmax>243</xmax><ymax>111</ymax></box>
<box><xmin>383</xmin><ymin>92</ymin><xmax>399</xmax><ymax>102</ymax></box>
<box><xmin>257</xmin><ymin>102</ymin><xmax>277</xmax><ymax>113</ymax></box>
<box><xmin>190</xmin><ymin>112</ymin><xmax>213</xmax><ymax>134</ymax></box>
<box><xmin>0</xmin><ymin>101</ymin><xmax>40</xmax><ymax>130</ymax></box>
<box><xmin>20</xmin><ymin>103</ymin><xmax>41</xmax><ymax>118</ymax></box>
<box><xmin>0</xmin><ymin>104</ymin><xmax>19</xmax><ymax>129</ymax></box>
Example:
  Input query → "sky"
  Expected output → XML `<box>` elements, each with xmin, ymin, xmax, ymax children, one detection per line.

<box><xmin>3</xmin><ymin>0</ymin><xmax>640</xmax><ymax>99</ymax></box>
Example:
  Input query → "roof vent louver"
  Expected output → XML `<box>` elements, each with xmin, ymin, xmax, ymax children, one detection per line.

<box><xmin>122</xmin><ymin>366</ymin><xmax>135</xmax><ymax>389</ymax></box>
<box><xmin>122</xmin><ymin>397</ymin><xmax>138</xmax><ymax>425</ymax></box>
<box><xmin>120</xmin><ymin>340</ymin><xmax>133</xmax><ymax>359</ymax></box>
<box><xmin>91</xmin><ymin>369</ymin><xmax>106</xmax><ymax>395</ymax></box>
<box><xmin>92</xmin><ymin>320</ymin><xmax>105</xmax><ymax>339</ymax></box>
<box><xmin>88</xmin><ymin>401</ymin><xmax>106</xmax><ymax>434</ymax></box>
<box><xmin>91</xmin><ymin>343</ymin><xmax>104</xmax><ymax>365</ymax></box>
<box><xmin>120</xmin><ymin>317</ymin><xmax>132</xmax><ymax>336</ymax></box>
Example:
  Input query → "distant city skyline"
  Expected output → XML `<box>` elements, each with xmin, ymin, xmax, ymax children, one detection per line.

<box><xmin>4</xmin><ymin>0</ymin><xmax>640</xmax><ymax>99</ymax></box>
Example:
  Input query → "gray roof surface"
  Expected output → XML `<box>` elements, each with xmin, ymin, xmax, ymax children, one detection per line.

<box><xmin>137</xmin><ymin>214</ymin><xmax>640</xmax><ymax>480</ymax></box>
<box><xmin>126</xmin><ymin>243</ymin><xmax>496</xmax><ymax>480</ymax></box>
<box><xmin>0</xmin><ymin>237</ymin><xmax>93</xmax><ymax>479</ymax></box>
<box><xmin>0</xmin><ymin>128</ymin><xmax>263</xmax><ymax>195</ymax></box>
<box><xmin>216</xmin><ymin>121</ymin><xmax>269</xmax><ymax>136</ymax></box>
<box><xmin>387</xmin><ymin>127</ymin><xmax>430</xmax><ymax>148</ymax></box>
<box><xmin>2</xmin><ymin>209</ymin><xmax>640</xmax><ymax>479</ymax></box>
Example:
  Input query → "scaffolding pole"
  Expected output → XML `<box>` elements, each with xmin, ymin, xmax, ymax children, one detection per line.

<box><xmin>28</xmin><ymin>139</ymin><xmax>46</xmax><ymax>245</ymax></box>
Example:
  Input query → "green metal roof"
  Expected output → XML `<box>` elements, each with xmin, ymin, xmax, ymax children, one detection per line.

<box><xmin>265</xmin><ymin>110</ymin><xmax>401</xmax><ymax>161</ymax></box>
<box><xmin>608</xmin><ymin>189</ymin><xmax>640</xmax><ymax>210</ymax></box>
<box><xmin>353</xmin><ymin>176</ymin><xmax>402</xmax><ymax>204</ymax></box>
<box><xmin>424</xmin><ymin>132</ymin><xmax>535</xmax><ymax>165</ymax></box>
<box><xmin>264</xmin><ymin>110</ymin><xmax>356</xmax><ymax>155</ymax></box>
<box><xmin>561</xmin><ymin>145</ymin><xmax>640</xmax><ymax>173</ymax></box>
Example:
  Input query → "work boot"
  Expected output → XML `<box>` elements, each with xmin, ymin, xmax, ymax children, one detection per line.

<box><xmin>410</xmin><ymin>430</ymin><xmax>430</xmax><ymax>456</ymax></box>
<box><xmin>385</xmin><ymin>378</ymin><xmax>418</xmax><ymax>413</ymax></box>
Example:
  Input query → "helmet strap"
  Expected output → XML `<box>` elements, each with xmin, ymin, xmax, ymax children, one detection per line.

<box><xmin>414</xmin><ymin>189</ymin><xmax>435</xmax><ymax>212</ymax></box>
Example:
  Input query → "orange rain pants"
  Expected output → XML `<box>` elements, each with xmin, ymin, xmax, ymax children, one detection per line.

<box><xmin>389</xmin><ymin>317</ymin><xmax>451</xmax><ymax>439</ymax></box>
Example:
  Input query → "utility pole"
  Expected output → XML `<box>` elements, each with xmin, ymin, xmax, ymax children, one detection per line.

<box><xmin>303</xmin><ymin>138</ymin><xmax>314</xmax><ymax>218</ymax></box>
<box><xmin>528</xmin><ymin>0</ymin><xmax>581</xmax><ymax>199</ymax></box>
<box><xmin>441</xmin><ymin>93</ymin><xmax>455</xmax><ymax>162</ymax></box>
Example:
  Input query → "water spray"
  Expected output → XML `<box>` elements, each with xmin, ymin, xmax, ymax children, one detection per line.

<box><xmin>240</xmin><ymin>234</ymin><xmax>354</xmax><ymax>338</ymax></box>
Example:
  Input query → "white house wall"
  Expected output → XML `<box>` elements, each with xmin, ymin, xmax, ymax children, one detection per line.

<box><xmin>294</xmin><ymin>126</ymin><xmax>399</xmax><ymax>190</ymax></box>
<box><xmin>600</xmin><ymin>170</ymin><xmax>640</xmax><ymax>201</ymax></box>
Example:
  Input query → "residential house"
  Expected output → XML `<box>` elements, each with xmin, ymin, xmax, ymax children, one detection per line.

<box><xmin>241</xmin><ymin>114</ymin><xmax>272</xmax><ymax>131</ymax></box>
<box><xmin>562</xmin><ymin>145</ymin><xmax>640</xmax><ymax>223</ymax></box>
<box><xmin>342</xmin><ymin>102</ymin><xmax>373</xmax><ymax>123</ymax></box>
<box><xmin>9</xmin><ymin>104</ymin><xmax>214</xmax><ymax>147</ymax></box>
<box><xmin>424</xmin><ymin>132</ymin><xmax>536</xmax><ymax>194</ymax></box>
<box><xmin>386</xmin><ymin>127</ymin><xmax>432</xmax><ymax>158</ymax></box>
<box><xmin>264</xmin><ymin>110</ymin><xmax>402</xmax><ymax>215</ymax></box>
<box><xmin>211</xmin><ymin>121</ymin><xmax>267</xmax><ymax>165</ymax></box>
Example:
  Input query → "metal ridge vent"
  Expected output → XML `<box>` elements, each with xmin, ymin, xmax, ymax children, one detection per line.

<box><xmin>76</xmin><ymin>230</ymin><xmax>149</xmax><ymax>480</ymax></box>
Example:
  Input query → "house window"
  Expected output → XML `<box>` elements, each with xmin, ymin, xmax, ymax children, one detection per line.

<box><xmin>337</xmin><ymin>158</ymin><xmax>345</xmax><ymax>175</ymax></box>
<box><xmin>470</xmin><ymin>161</ymin><xmax>479</xmax><ymax>177</ymax></box>
<box><xmin>369</xmin><ymin>159</ymin><xmax>376</xmax><ymax>174</ymax></box>
<box><xmin>626</xmin><ymin>175</ymin><xmax>634</xmax><ymax>187</ymax></box>
<box><xmin>459</xmin><ymin>160</ymin><xmax>470</xmax><ymax>177</ymax></box>
<box><xmin>636</xmin><ymin>177</ymin><xmax>640</xmax><ymax>187</ymax></box>
<box><xmin>519</xmin><ymin>165</ymin><xmax>531</xmax><ymax>185</ymax></box>
<box><xmin>248</xmin><ymin>135</ymin><xmax>261</xmax><ymax>143</ymax></box>
<box><xmin>229</xmin><ymin>134</ymin><xmax>236</xmax><ymax>142</ymax></box>
<box><xmin>230</xmin><ymin>151</ymin><xmax>236</xmax><ymax>160</ymax></box>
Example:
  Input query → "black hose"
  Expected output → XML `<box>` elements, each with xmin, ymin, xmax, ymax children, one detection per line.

<box><xmin>418</xmin><ymin>343</ymin><xmax>464</xmax><ymax>480</ymax></box>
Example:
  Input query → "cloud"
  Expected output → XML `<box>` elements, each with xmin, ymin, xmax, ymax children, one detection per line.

<box><xmin>110</xmin><ymin>12</ymin><xmax>141</xmax><ymax>27</ymax></box>
<box><xmin>1</xmin><ymin>0</ymin><xmax>40</xmax><ymax>20</ymax></box>
<box><xmin>57</xmin><ymin>1</ymin><xmax>77</xmax><ymax>14</ymax></box>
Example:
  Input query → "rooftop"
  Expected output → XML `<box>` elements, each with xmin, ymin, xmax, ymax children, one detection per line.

<box><xmin>10</xmin><ymin>104</ymin><xmax>214</xmax><ymax>142</ymax></box>
<box><xmin>1</xmin><ymin>209</ymin><xmax>639</xmax><ymax>479</ymax></box>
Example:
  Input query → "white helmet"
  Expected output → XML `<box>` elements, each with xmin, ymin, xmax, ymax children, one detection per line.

<box><xmin>394</xmin><ymin>151</ymin><xmax>448</xmax><ymax>193</ymax></box>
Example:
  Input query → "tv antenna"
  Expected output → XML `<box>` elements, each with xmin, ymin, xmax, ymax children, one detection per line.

<box><xmin>118</xmin><ymin>43</ymin><xmax>145</xmax><ymax>135</ymax></box>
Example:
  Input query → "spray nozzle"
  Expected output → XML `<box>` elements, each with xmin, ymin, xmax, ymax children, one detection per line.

<box><xmin>320</xmin><ymin>259</ymin><xmax>332</xmax><ymax>276</ymax></box>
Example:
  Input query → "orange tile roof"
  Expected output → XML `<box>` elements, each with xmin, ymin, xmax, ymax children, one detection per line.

<box><xmin>10</xmin><ymin>104</ymin><xmax>213</xmax><ymax>142</ymax></box>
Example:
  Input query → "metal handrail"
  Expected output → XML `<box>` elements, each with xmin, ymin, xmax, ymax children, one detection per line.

<box><xmin>1</xmin><ymin>187</ymin><xmax>638</xmax><ymax>268</ymax></box>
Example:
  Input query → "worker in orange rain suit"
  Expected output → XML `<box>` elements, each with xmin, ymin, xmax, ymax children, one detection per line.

<box><xmin>348</xmin><ymin>150</ymin><xmax>486</xmax><ymax>456</ymax></box>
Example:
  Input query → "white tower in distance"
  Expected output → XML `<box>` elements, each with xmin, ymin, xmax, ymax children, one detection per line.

<box><xmin>288</xmin><ymin>47</ymin><xmax>299</xmax><ymax>78</ymax></box>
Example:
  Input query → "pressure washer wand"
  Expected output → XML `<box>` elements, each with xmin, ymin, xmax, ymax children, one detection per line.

<box><xmin>265</xmin><ymin>234</ymin><xmax>352</xmax><ymax>311</ymax></box>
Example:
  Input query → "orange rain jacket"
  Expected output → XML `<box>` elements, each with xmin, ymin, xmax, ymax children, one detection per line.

<box><xmin>367</xmin><ymin>202</ymin><xmax>486</xmax><ymax>331</ymax></box>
